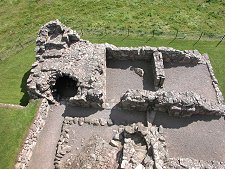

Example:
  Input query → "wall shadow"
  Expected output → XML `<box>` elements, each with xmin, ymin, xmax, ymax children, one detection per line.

<box><xmin>106</xmin><ymin>60</ymin><xmax>155</xmax><ymax>91</ymax></box>
<box><xmin>62</xmin><ymin>104</ymin><xmax>99</xmax><ymax>117</ymax></box>
<box><xmin>109</xmin><ymin>104</ymin><xmax>147</xmax><ymax>126</ymax></box>
<box><xmin>153</xmin><ymin>111</ymin><xmax>221</xmax><ymax>129</ymax></box>
<box><xmin>20</xmin><ymin>69</ymin><xmax>31</xmax><ymax>106</ymax></box>
<box><xmin>163</xmin><ymin>62</ymin><xmax>197</xmax><ymax>68</ymax></box>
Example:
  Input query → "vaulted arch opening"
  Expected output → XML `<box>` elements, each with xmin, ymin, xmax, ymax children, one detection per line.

<box><xmin>52</xmin><ymin>75</ymin><xmax>78</xmax><ymax>100</ymax></box>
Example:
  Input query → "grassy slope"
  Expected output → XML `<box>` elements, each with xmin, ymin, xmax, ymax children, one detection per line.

<box><xmin>0</xmin><ymin>0</ymin><xmax>225</xmax><ymax>58</ymax></box>
<box><xmin>0</xmin><ymin>101</ymin><xmax>39</xmax><ymax>169</ymax></box>
<box><xmin>0</xmin><ymin>44</ymin><xmax>35</xmax><ymax>105</ymax></box>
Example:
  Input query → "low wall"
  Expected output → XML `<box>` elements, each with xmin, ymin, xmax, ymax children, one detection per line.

<box><xmin>15</xmin><ymin>99</ymin><xmax>50</xmax><ymax>169</ymax></box>
<box><xmin>152</xmin><ymin>51</ymin><xmax>165</xmax><ymax>88</ymax></box>
<box><xmin>204</xmin><ymin>54</ymin><xmax>224</xmax><ymax>104</ymax></box>
<box><xmin>166</xmin><ymin>158</ymin><xmax>225</xmax><ymax>168</ymax></box>
<box><xmin>120</xmin><ymin>89</ymin><xmax>225</xmax><ymax>117</ymax></box>
<box><xmin>105</xmin><ymin>44</ymin><xmax>205</xmax><ymax>66</ymax></box>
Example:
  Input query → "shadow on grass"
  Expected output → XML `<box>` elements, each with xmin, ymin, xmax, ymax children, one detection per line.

<box><xmin>20</xmin><ymin>69</ymin><xmax>31</xmax><ymax>106</ymax></box>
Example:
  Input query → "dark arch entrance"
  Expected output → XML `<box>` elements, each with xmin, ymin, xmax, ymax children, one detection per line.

<box><xmin>52</xmin><ymin>75</ymin><xmax>78</xmax><ymax>100</ymax></box>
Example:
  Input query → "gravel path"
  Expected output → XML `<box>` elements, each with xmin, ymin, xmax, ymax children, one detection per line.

<box><xmin>154</xmin><ymin>111</ymin><xmax>225</xmax><ymax>161</ymax></box>
<box><xmin>106</xmin><ymin>60</ymin><xmax>154</xmax><ymax>101</ymax></box>
<box><xmin>28</xmin><ymin>104</ymin><xmax>65</xmax><ymax>169</ymax></box>
<box><xmin>163</xmin><ymin>64</ymin><xmax>217</xmax><ymax>102</ymax></box>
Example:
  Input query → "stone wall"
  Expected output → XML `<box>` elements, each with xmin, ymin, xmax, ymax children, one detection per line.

<box><xmin>158</xmin><ymin>47</ymin><xmax>205</xmax><ymax>65</ymax></box>
<box><xmin>106</xmin><ymin>44</ymin><xmax>205</xmax><ymax>65</ymax></box>
<box><xmin>55</xmin><ymin>117</ymin><xmax>167</xmax><ymax>169</ymax></box>
<box><xmin>120</xmin><ymin>89</ymin><xmax>225</xmax><ymax>117</ymax></box>
<box><xmin>166</xmin><ymin>158</ymin><xmax>225</xmax><ymax>168</ymax></box>
<box><xmin>27</xmin><ymin>20</ymin><xmax>106</xmax><ymax>108</ymax></box>
<box><xmin>28</xmin><ymin>20</ymin><xmax>223</xmax><ymax>111</ymax></box>
<box><xmin>15</xmin><ymin>99</ymin><xmax>49</xmax><ymax>169</ymax></box>
<box><xmin>153</xmin><ymin>51</ymin><xmax>165</xmax><ymax>88</ymax></box>
<box><xmin>204</xmin><ymin>54</ymin><xmax>224</xmax><ymax>104</ymax></box>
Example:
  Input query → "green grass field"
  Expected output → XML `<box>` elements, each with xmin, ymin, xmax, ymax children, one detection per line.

<box><xmin>0</xmin><ymin>101</ymin><xmax>39</xmax><ymax>169</ymax></box>
<box><xmin>0</xmin><ymin>0</ymin><xmax>225</xmax><ymax>59</ymax></box>
<box><xmin>0</xmin><ymin>0</ymin><xmax>224</xmax><ymax>168</ymax></box>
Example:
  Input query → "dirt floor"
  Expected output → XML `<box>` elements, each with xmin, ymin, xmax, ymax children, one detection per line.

<box><xmin>163</xmin><ymin>64</ymin><xmax>217</xmax><ymax>102</ymax></box>
<box><xmin>154</xmin><ymin>111</ymin><xmax>225</xmax><ymax>161</ymax></box>
<box><xmin>60</xmin><ymin>124</ymin><xmax>118</xmax><ymax>166</ymax></box>
<box><xmin>106</xmin><ymin>60</ymin><xmax>155</xmax><ymax>102</ymax></box>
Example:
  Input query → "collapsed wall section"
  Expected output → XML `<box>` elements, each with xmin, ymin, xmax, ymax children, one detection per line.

<box><xmin>120</xmin><ymin>89</ymin><xmax>225</xmax><ymax>117</ymax></box>
<box><xmin>153</xmin><ymin>51</ymin><xmax>165</xmax><ymax>88</ymax></box>
<box><xmin>27</xmin><ymin>20</ymin><xmax>106</xmax><ymax>108</ymax></box>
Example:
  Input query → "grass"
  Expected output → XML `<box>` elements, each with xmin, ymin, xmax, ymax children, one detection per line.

<box><xmin>0</xmin><ymin>101</ymin><xmax>39</xmax><ymax>169</ymax></box>
<box><xmin>0</xmin><ymin>44</ymin><xmax>35</xmax><ymax>105</ymax></box>
<box><xmin>0</xmin><ymin>0</ymin><xmax>225</xmax><ymax>59</ymax></box>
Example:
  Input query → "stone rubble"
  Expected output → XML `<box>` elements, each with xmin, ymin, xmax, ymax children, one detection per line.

<box><xmin>15</xmin><ymin>99</ymin><xmax>49</xmax><ymax>169</ymax></box>
<box><xmin>56</xmin><ymin>117</ymin><xmax>168</xmax><ymax>169</ymax></box>
<box><xmin>120</xmin><ymin>89</ymin><xmax>225</xmax><ymax>117</ymax></box>
<box><xmin>106</xmin><ymin>44</ymin><xmax>206</xmax><ymax>65</ymax></box>
<box><xmin>133</xmin><ymin>67</ymin><xmax>145</xmax><ymax>77</ymax></box>
<box><xmin>166</xmin><ymin>157</ymin><xmax>225</xmax><ymax>169</ymax></box>
<box><xmin>27</xmin><ymin>20</ymin><xmax>106</xmax><ymax>108</ymax></box>
<box><xmin>204</xmin><ymin>54</ymin><xmax>224</xmax><ymax>104</ymax></box>
<box><xmin>27</xmin><ymin>20</ymin><xmax>224</xmax><ymax>113</ymax></box>
<box><xmin>153</xmin><ymin>51</ymin><xmax>165</xmax><ymax>89</ymax></box>
<box><xmin>55</xmin><ymin>113</ymin><xmax>225</xmax><ymax>169</ymax></box>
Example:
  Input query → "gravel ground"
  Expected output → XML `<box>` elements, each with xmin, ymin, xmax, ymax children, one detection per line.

<box><xmin>28</xmin><ymin>104</ymin><xmax>65</xmax><ymax>169</ymax></box>
<box><xmin>163</xmin><ymin>64</ymin><xmax>217</xmax><ymax>102</ymax></box>
<box><xmin>60</xmin><ymin>124</ymin><xmax>118</xmax><ymax>166</ymax></box>
<box><xmin>63</xmin><ymin>104</ymin><xmax>146</xmax><ymax>126</ymax></box>
<box><xmin>154</xmin><ymin>111</ymin><xmax>225</xmax><ymax>161</ymax></box>
<box><xmin>106</xmin><ymin>60</ymin><xmax>154</xmax><ymax>101</ymax></box>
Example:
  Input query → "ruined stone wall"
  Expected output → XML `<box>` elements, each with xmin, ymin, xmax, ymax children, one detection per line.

<box><xmin>15</xmin><ymin>99</ymin><xmax>49</xmax><ymax>169</ymax></box>
<box><xmin>204</xmin><ymin>54</ymin><xmax>224</xmax><ymax>104</ymax></box>
<box><xmin>120</xmin><ymin>89</ymin><xmax>225</xmax><ymax>117</ymax></box>
<box><xmin>27</xmin><ymin>20</ymin><xmax>106</xmax><ymax>108</ymax></box>
<box><xmin>153</xmin><ymin>51</ymin><xmax>165</xmax><ymax>88</ymax></box>
<box><xmin>166</xmin><ymin>158</ymin><xmax>225</xmax><ymax>168</ymax></box>
<box><xmin>27</xmin><ymin>20</ymin><xmax>223</xmax><ymax>110</ymax></box>
<box><xmin>106</xmin><ymin>44</ymin><xmax>205</xmax><ymax>65</ymax></box>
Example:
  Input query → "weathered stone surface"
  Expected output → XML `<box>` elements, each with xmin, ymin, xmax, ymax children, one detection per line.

<box><xmin>27</xmin><ymin>20</ymin><xmax>106</xmax><ymax>108</ymax></box>
<box><xmin>134</xmin><ymin>68</ymin><xmax>144</xmax><ymax>77</ymax></box>
<box><xmin>152</xmin><ymin>51</ymin><xmax>165</xmax><ymax>88</ymax></box>
<box><xmin>166</xmin><ymin>158</ymin><xmax>225</xmax><ymax>169</ymax></box>
<box><xmin>120</xmin><ymin>89</ymin><xmax>225</xmax><ymax>117</ymax></box>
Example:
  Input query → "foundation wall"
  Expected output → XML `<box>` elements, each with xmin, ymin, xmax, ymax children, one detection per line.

<box><xmin>153</xmin><ymin>51</ymin><xmax>165</xmax><ymax>88</ymax></box>
<box><xmin>15</xmin><ymin>99</ymin><xmax>50</xmax><ymax>169</ymax></box>
<box><xmin>120</xmin><ymin>89</ymin><xmax>225</xmax><ymax>117</ymax></box>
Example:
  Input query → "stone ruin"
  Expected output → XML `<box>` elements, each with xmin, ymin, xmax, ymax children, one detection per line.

<box><xmin>24</xmin><ymin>20</ymin><xmax>225</xmax><ymax>169</ymax></box>
<box><xmin>27</xmin><ymin>20</ymin><xmax>225</xmax><ymax>117</ymax></box>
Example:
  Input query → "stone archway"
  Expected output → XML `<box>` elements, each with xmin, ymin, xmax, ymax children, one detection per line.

<box><xmin>52</xmin><ymin>75</ymin><xmax>78</xmax><ymax>100</ymax></box>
